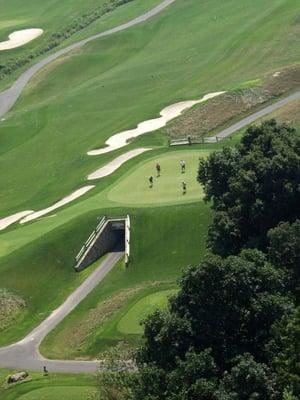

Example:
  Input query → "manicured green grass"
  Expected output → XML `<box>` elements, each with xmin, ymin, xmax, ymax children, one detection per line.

<box><xmin>0</xmin><ymin>0</ymin><xmax>107</xmax><ymax>61</ymax></box>
<box><xmin>40</xmin><ymin>201</ymin><xmax>210</xmax><ymax>359</ymax></box>
<box><xmin>16</xmin><ymin>386</ymin><xmax>93</xmax><ymax>400</ymax></box>
<box><xmin>0</xmin><ymin>0</ymin><xmax>298</xmax><ymax>369</ymax></box>
<box><xmin>117</xmin><ymin>289</ymin><xmax>177</xmax><ymax>334</ymax></box>
<box><xmin>0</xmin><ymin>370</ymin><xmax>96</xmax><ymax>400</ymax></box>
<box><xmin>107</xmin><ymin>150</ymin><xmax>206</xmax><ymax>206</ymax></box>
<box><xmin>0</xmin><ymin>0</ymin><xmax>163</xmax><ymax>91</ymax></box>
<box><xmin>1</xmin><ymin>0</ymin><xmax>299</xmax><ymax>216</ymax></box>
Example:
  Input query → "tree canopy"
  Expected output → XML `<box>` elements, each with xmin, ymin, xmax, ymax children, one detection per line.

<box><xmin>94</xmin><ymin>121</ymin><xmax>300</xmax><ymax>400</ymax></box>
<box><xmin>198</xmin><ymin>120</ymin><xmax>300</xmax><ymax>256</ymax></box>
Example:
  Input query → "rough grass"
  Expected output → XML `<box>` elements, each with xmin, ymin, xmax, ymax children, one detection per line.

<box><xmin>0</xmin><ymin>289</ymin><xmax>26</xmax><ymax>331</ymax></box>
<box><xmin>260</xmin><ymin>98</ymin><xmax>300</xmax><ymax>128</ymax></box>
<box><xmin>41</xmin><ymin>279</ymin><xmax>163</xmax><ymax>359</ymax></box>
<box><xmin>40</xmin><ymin>201</ymin><xmax>210</xmax><ymax>359</ymax></box>
<box><xmin>165</xmin><ymin>65</ymin><xmax>300</xmax><ymax>140</ymax></box>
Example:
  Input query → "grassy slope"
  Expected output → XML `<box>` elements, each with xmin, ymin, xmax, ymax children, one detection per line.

<box><xmin>0</xmin><ymin>0</ymin><xmax>108</xmax><ymax>62</ymax></box>
<box><xmin>0</xmin><ymin>0</ymin><xmax>163</xmax><ymax>91</ymax></box>
<box><xmin>117</xmin><ymin>289</ymin><xmax>177</xmax><ymax>335</ymax></box>
<box><xmin>40</xmin><ymin>202</ymin><xmax>210</xmax><ymax>359</ymax></box>
<box><xmin>0</xmin><ymin>0</ymin><xmax>299</xmax><ymax>216</ymax></box>
<box><xmin>0</xmin><ymin>0</ymin><xmax>298</xmax><ymax>357</ymax></box>
<box><xmin>0</xmin><ymin>369</ymin><xmax>95</xmax><ymax>400</ymax></box>
<box><xmin>0</xmin><ymin>139</ymin><xmax>238</xmax><ymax>346</ymax></box>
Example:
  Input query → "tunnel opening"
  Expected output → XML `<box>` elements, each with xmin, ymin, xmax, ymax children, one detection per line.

<box><xmin>74</xmin><ymin>216</ymin><xmax>130</xmax><ymax>271</ymax></box>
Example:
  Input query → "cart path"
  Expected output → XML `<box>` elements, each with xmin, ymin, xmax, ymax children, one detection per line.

<box><xmin>0</xmin><ymin>0</ymin><xmax>176</xmax><ymax>119</ymax></box>
<box><xmin>212</xmin><ymin>91</ymin><xmax>300</xmax><ymax>141</ymax></box>
<box><xmin>0</xmin><ymin>252</ymin><xmax>123</xmax><ymax>373</ymax></box>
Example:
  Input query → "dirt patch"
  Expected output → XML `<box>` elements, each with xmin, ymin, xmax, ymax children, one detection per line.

<box><xmin>166</xmin><ymin>65</ymin><xmax>300</xmax><ymax>140</ymax></box>
<box><xmin>0</xmin><ymin>289</ymin><xmax>26</xmax><ymax>331</ymax></box>
<box><xmin>264</xmin><ymin>65</ymin><xmax>300</xmax><ymax>96</ymax></box>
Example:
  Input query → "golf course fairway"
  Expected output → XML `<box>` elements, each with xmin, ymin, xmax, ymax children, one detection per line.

<box><xmin>117</xmin><ymin>289</ymin><xmax>177</xmax><ymax>335</ymax></box>
<box><xmin>107</xmin><ymin>150</ymin><xmax>207</xmax><ymax>206</ymax></box>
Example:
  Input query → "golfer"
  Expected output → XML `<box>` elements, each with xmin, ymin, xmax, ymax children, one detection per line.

<box><xmin>180</xmin><ymin>160</ymin><xmax>186</xmax><ymax>173</ymax></box>
<box><xmin>182</xmin><ymin>181</ymin><xmax>187</xmax><ymax>195</ymax></box>
<box><xmin>156</xmin><ymin>163</ymin><xmax>161</xmax><ymax>177</ymax></box>
<box><xmin>149</xmin><ymin>176</ymin><xmax>154</xmax><ymax>188</ymax></box>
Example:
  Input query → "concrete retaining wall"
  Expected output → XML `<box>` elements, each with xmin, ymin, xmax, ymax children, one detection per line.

<box><xmin>75</xmin><ymin>217</ymin><xmax>127</xmax><ymax>271</ymax></box>
<box><xmin>125</xmin><ymin>214</ymin><xmax>130</xmax><ymax>266</ymax></box>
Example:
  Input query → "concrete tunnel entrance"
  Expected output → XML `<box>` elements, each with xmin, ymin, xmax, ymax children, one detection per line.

<box><xmin>74</xmin><ymin>215</ymin><xmax>130</xmax><ymax>271</ymax></box>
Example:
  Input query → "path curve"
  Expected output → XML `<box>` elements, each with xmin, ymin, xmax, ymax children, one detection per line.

<box><xmin>0</xmin><ymin>252</ymin><xmax>123</xmax><ymax>373</ymax></box>
<box><xmin>0</xmin><ymin>0</ymin><xmax>176</xmax><ymax>119</ymax></box>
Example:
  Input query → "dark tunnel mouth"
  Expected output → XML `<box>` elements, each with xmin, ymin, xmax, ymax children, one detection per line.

<box><xmin>112</xmin><ymin>229</ymin><xmax>125</xmax><ymax>252</ymax></box>
<box><xmin>75</xmin><ymin>218</ymin><xmax>128</xmax><ymax>271</ymax></box>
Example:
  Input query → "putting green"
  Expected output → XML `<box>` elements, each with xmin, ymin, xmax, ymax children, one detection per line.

<box><xmin>117</xmin><ymin>289</ymin><xmax>177</xmax><ymax>335</ymax></box>
<box><xmin>107</xmin><ymin>150</ymin><xmax>207</xmax><ymax>206</ymax></box>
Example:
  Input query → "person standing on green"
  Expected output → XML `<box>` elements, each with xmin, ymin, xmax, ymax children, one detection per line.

<box><xmin>156</xmin><ymin>163</ymin><xmax>161</xmax><ymax>177</ymax></box>
<box><xmin>149</xmin><ymin>176</ymin><xmax>154</xmax><ymax>188</ymax></box>
<box><xmin>180</xmin><ymin>160</ymin><xmax>186</xmax><ymax>173</ymax></box>
<box><xmin>182</xmin><ymin>181</ymin><xmax>187</xmax><ymax>195</ymax></box>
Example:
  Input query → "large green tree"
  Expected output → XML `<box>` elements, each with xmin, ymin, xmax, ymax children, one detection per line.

<box><xmin>198</xmin><ymin>120</ymin><xmax>300</xmax><ymax>256</ymax></box>
<box><xmin>268</xmin><ymin>219</ymin><xmax>300</xmax><ymax>299</ymax></box>
<box><xmin>137</xmin><ymin>250</ymin><xmax>290</xmax><ymax>370</ymax></box>
<box><xmin>267</xmin><ymin>308</ymin><xmax>300</xmax><ymax>396</ymax></box>
<box><xmin>217</xmin><ymin>354</ymin><xmax>277</xmax><ymax>400</ymax></box>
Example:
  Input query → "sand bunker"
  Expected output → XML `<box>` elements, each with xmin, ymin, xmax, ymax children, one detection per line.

<box><xmin>0</xmin><ymin>210</ymin><xmax>34</xmax><ymax>231</ymax></box>
<box><xmin>20</xmin><ymin>186</ymin><xmax>95</xmax><ymax>224</ymax></box>
<box><xmin>88</xmin><ymin>148</ymin><xmax>152</xmax><ymax>180</ymax></box>
<box><xmin>88</xmin><ymin>92</ymin><xmax>225</xmax><ymax>156</ymax></box>
<box><xmin>0</xmin><ymin>29</ymin><xmax>43</xmax><ymax>51</ymax></box>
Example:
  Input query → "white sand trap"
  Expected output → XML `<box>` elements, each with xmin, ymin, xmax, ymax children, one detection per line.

<box><xmin>88</xmin><ymin>148</ymin><xmax>152</xmax><ymax>180</ymax></box>
<box><xmin>88</xmin><ymin>92</ymin><xmax>225</xmax><ymax>156</ymax></box>
<box><xmin>20</xmin><ymin>186</ymin><xmax>95</xmax><ymax>224</ymax></box>
<box><xmin>0</xmin><ymin>210</ymin><xmax>33</xmax><ymax>231</ymax></box>
<box><xmin>0</xmin><ymin>28</ymin><xmax>43</xmax><ymax>51</ymax></box>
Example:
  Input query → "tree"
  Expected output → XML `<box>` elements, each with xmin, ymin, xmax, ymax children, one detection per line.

<box><xmin>133</xmin><ymin>350</ymin><xmax>218</xmax><ymax>400</ymax></box>
<box><xmin>267</xmin><ymin>308</ymin><xmax>300</xmax><ymax>396</ymax></box>
<box><xmin>218</xmin><ymin>354</ymin><xmax>277</xmax><ymax>400</ymax></box>
<box><xmin>268</xmin><ymin>220</ymin><xmax>300</xmax><ymax>298</ymax></box>
<box><xmin>138</xmin><ymin>250</ymin><xmax>290</xmax><ymax>371</ymax></box>
<box><xmin>91</xmin><ymin>345</ymin><xmax>135</xmax><ymax>400</ymax></box>
<box><xmin>198</xmin><ymin>120</ymin><xmax>300</xmax><ymax>256</ymax></box>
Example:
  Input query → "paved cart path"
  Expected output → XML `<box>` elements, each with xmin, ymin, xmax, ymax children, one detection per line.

<box><xmin>0</xmin><ymin>252</ymin><xmax>123</xmax><ymax>373</ymax></box>
<box><xmin>211</xmin><ymin>91</ymin><xmax>300</xmax><ymax>141</ymax></box>
<box><xmin>0</xmin><ymin>0</ymin><xmax>176</xmax><ymax>119</ymax></box>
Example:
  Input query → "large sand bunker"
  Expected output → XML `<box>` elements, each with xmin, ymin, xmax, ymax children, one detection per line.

<box><xmin>0</xmin><ymin>29</ymin><xmax>43</xmax><ymax>50</ymax></box>
<box><xmin>88</xmin><ymin>92</ymin><xmax>225</xmax><ymax>156</ymax></box>
<box><xmin>0</xmin><ymin>211</ymin><xmax>34</xmax><ymax>231</ymax></box>
<box><xmin>20</xmin><ymin>186</ymin><xmax>95</xmax><ymax>224</ymax></box>
<box><xmin>88</xmin><ymin>148</ymin><xmax>152</xmax><ymax>180</ymax></box>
